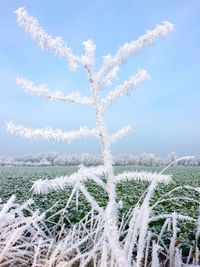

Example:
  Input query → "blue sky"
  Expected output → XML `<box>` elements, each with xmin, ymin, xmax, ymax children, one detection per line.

<box><xmin>0</xmin><ymin>0</ymin><xmax>200</xmax><ymax>156</ymax></box>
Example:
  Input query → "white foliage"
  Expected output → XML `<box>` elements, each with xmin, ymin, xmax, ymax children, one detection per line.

<box><xmin>150</xmin><ymin>214</ymin><xmax>196</xmax><ymax>229</ymax></box>
<box><xmin>110</xmin><ymin>124</ymin><xmax>133</xmax><ymax>144</ymax></box>
<box><xmin>0</xmin><ymin>196</ymin><xmax>49</xmax><ymax>266</ymax></box>
<box><xmin>102</xmin><ymin>69</ymin><xmax>149</xmax><ymax>109</ymax></box>
<box><xmin>174</xmin><ymin>248</ymin><xmax>182</xmax><ymax>267</ymax></box>
<box><xmin>31</xmin><ymin>165</ymin><xmax>107</xmax><ymax>195</ymax></box>
<box><xmin>82</xmin><ymin>39</ymin><xmax>96</xmax><ymax>69</ymax></box>
<box><xmin>1</xmin><ymin>151</ymin><xmax>197</xmax><ymax>167</ymax></box>
<box><xmin>6</xmin><ymin>121</ymin><xmax>98</xmax><ymax>143</ymax></box>
<box><xmin>97</xmin><ymin>21</ymin><xmax>175</xmax><ymax>86</ymax></box>
<box><xmin>16</xmin><ymin>76</ymin><xmax>93</xmax><ymax>105</ymax></box>
<box><xmin>101</xmin><ymin>65</ymin><xmax>120</xmax><ymax>87</ymax></box>
<box><xmin>151</xmin><ymin>241</ymin><xmax>161</xmax><ymax>267</ymax></box>
<box><xmin>15</xmin><ymin>7</ymin><xmax>83</xmax><ymax>70</ymax></box>
<box><xmin>78</xmin><ymin>183</ymin><xmax>102</xmax><ymax>212</ymax></box>
<box><xmin>114</xmin><ymin>171</ymin><xmax>172</xmax><ymax>184</ymax></box>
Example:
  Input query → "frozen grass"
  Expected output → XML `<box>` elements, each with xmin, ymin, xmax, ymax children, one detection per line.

<box><xmin>1</xmin><ymin>166</ymin><xmax>200</xmax><ymax>266</ymax></box>
<box><xmin>1</xmin><ymin>174</ymin><xmax>200</xmax><ymax>266</ymax></box>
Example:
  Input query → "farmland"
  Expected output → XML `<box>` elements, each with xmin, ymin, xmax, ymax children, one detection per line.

<box><xmin>1</xmin><ymin>165</ymin><xmax>200</xmax><ymax>221</ymax></box>
<box><xmin>1</xmin><ymin>165</ymin><xmax>200</xmax><ymax>265</ymax></box>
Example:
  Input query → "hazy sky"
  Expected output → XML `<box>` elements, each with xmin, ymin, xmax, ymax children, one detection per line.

<box><xmin>0</xmin><ymin>0</ymin><xmax>200</xmax><ymax>156</ymax></box>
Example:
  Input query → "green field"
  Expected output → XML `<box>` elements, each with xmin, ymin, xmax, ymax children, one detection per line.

<box><xmin>1</xmin><ymin>165</ymin><xmax>200</xmax><ymax>216</ymax></box>
<box><xmin>1</xmin><ymin>165</ymin><xmax>200</xmax><ymax>251</ymax></box>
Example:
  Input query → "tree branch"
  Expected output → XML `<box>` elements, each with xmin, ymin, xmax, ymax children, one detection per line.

<box><xmin>31</xmin><ymin>165</ymin><xmax>108</xmax><ymax>194</ymax></box>
<box><xmin>114</xmin><ymin>171</ymin><xmax>172</xmax><ymax>184</ymax></box>
<box><xmin>6</xmin><ymin>121</ymin><xmax>98</xmax><ymax>143</ymax></box>
<box><xmin>15</xmin><ymin>7</ymin><xmax>82</xmax><ymax>70</ymax></box>
<box><xmin>82</xmin><ymin>40</ymin><xmax>96</xmax><ymax>70</ymax></box>
<box><xmin>101</xmin><ymin>70</ymin><xmax>149</xmax><ymax>109</ymax></box>
<box><xmin>97</xmin><ymin>21</ymin><xmax>175</xmax><ymax>87</ymax></box>
<box><xmin>16</xmin><ymin>77</ymin><xmax>92</xmax><ymax>105</ymax></box>
<box><xmin>110</xmin><ymin>125</ymin><xmax>133</xmax><ymax>144</ymax></box>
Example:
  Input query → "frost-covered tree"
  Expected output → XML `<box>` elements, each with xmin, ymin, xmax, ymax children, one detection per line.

<box><xmin>6</xmin><ymin>7</ymin><xmax>192</xmax><ymax>267</ymax></box>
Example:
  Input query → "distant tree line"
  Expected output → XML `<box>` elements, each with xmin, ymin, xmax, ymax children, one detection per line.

<box><xmin>0</xmin><ymin>151</ymin><xmax>199</xmax><ymax>167</ymax></box>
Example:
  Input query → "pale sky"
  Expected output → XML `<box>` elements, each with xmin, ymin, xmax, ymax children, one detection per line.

<box><xmin>0</xmin><ymin>0</ymin><xmax>200</xmax><ymax>156</ymax></box>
